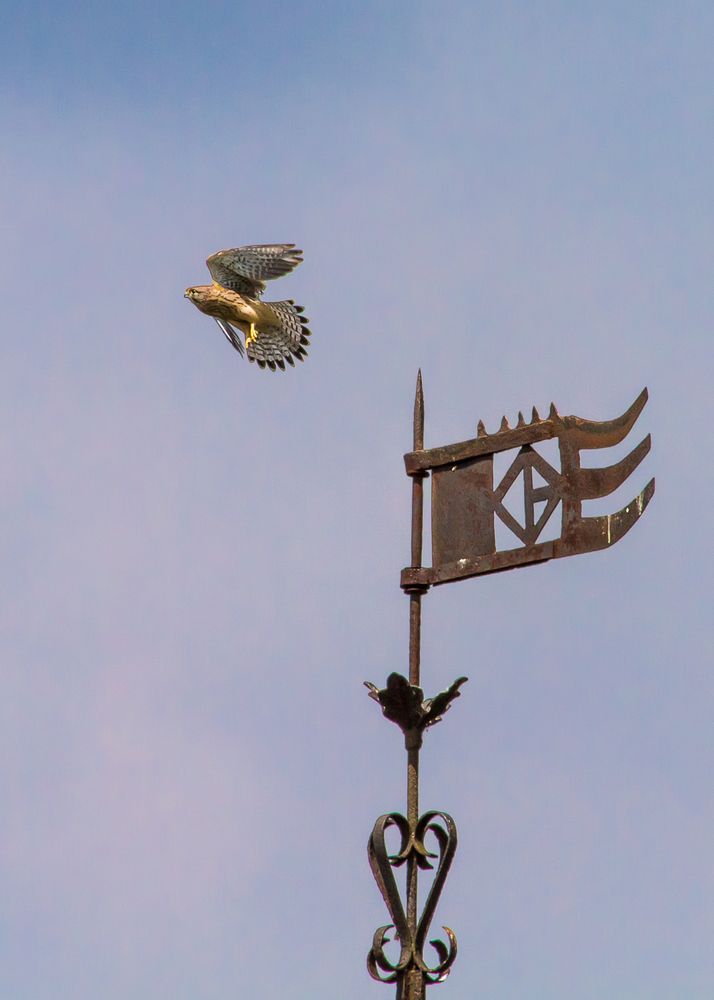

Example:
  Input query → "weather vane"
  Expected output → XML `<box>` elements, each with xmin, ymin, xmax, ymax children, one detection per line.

<box><xmin>365</xmin><ymin>373</ymin><xmax>654</xmax><ymax>1000</ymax></box>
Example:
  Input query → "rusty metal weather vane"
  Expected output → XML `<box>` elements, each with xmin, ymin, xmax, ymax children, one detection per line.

<box><xmin>402</xmin><ymin>386</ymin><xmax>654</xmax><ymax>587</ymax></box>
<box><xmin>365</xmin><ymin>373</ymin><xmax>654</xmax><ymax>999</ymax></box>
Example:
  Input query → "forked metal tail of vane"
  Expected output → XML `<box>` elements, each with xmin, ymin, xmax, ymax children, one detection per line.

<box><xmin>401</xmin><ymin>387</ymin><xmax>655</xmax><ymax>589</ymax></box>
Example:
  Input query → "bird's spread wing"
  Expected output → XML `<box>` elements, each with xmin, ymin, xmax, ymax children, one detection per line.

<box><xmin>214</xmin><ymin>318</ymin><xmax>244</xmax><ymax>356</ymax></box>
<box><xmin>246</xmin><ymin>300</ymin><xmax>310</xmax><ymax>372</ymax></box>
<box><xmin>206</xmin><ymin>244</ymin><xmax>303</xmax><ymax>299</ymax></box>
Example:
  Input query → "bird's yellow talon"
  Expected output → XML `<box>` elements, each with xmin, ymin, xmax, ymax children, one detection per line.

<box><xmin>246</xmin><ymin>322</ymin><xmax>258</xmax><ymax>346</ymax></box>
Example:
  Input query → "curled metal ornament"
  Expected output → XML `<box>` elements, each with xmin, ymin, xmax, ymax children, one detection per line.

<box><xmin>367</xmin><ymin>811</ymin><xmax>458</xmax><ymax>986</ymax></box>
<box><xmin>367</xmin><ymin>814</ymin><xmax>411</xmax><ymax>983</ymax></box>
<box><xmin>413</xmin><ymin>812</ymin><xmax>458</xmax><ymax>982</ymax></box>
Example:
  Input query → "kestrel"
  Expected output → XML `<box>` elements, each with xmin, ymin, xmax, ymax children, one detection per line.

<box><xmin>184</xmin><ymin>243</ymin><xmax>310</xmax><ymax>371</ymax></box>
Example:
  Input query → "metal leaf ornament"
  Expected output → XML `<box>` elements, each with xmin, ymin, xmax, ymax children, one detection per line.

<box><xmin>364</xmin><ymin>673</ymin><xmax>468</xmax><ymax>749</ymax></box>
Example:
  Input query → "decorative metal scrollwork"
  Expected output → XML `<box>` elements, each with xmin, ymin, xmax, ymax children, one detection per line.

<box><xmin>367</xmin><ymin>811</ymin><xmax>458</xmax><ymax>986</ymax></box>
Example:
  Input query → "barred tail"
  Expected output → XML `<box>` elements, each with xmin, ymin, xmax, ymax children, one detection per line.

<box><xmin>247</xmin><ymin>300</ymin><xmax>311</xmax><ymax>372</ymax></box>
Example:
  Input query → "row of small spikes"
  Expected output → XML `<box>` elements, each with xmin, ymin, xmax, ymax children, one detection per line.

<box><xmin>477</xmin><ymin>402</ymin><xmax>560</xmax><ymax>437</ymax></box>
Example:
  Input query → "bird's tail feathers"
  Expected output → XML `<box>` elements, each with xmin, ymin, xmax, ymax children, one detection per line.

<box><xmin>247</xmin><ymin>300</ymin><xmax>311</xmax><ymax>372</ymax></box>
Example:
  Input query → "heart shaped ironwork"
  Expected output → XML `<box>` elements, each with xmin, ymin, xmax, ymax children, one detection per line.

<box><xmin>367</xmin><ymin>810</ymin><xmax>458</xmax><ymax>985</ymax></box>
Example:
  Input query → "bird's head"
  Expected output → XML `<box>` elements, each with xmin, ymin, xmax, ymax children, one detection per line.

<box><xmin>184</xmin><ymin>285</ymin><xmax>214</xmax><ymax>314</ymax></box>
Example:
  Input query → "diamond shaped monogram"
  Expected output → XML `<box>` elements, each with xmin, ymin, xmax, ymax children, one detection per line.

<box><xmin>492</xmin><ymin>445</ymin><xmax>561</xmax><ymax>545</ymax></box>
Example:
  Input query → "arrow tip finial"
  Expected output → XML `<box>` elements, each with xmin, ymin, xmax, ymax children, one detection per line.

<box><xmin>413</xmin><ymin>370</ymin><xmax>425</xmax><ymax>450</ymax></box>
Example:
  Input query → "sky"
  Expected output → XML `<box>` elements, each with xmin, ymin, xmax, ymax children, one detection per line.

<box><xmin>0</xmin><ymin>2</ymin><xmax>712</xmax><ymax>998</ymax></box>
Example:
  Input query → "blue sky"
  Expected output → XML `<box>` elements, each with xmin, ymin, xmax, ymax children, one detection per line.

<box><xmin>1</xmin><ymin>3</ymin><xmax>712</xmax><ymax>998</ymax></box>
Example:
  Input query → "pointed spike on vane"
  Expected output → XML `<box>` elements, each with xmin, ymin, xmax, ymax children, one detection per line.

<box><xmin>500</xmin><ymin>415</ymin><xmax>509</xmax><ymax>431</ymax></box>
<box><xmin>413</xmin><ymin>369</ymin><xmax>424</xmax><ymax>450</ymax></box>
<box><xmin>477</xmin><ymin>419</ymin><xmax>486</xmax><ymax>437</ymax></box>
<box><xmin>531</xmin><ymin>406</ymin><xmax>540</xmax><ymax>423</ymax></box>
<box><xmin>517</xmin><ymin>411</ymin><xmax>525</xmax><ymax>427</ymax></box>
<box><xmin>549</xmin><ymin>401</ymin><xmax>559</xmax><ymax>418</ymax></box>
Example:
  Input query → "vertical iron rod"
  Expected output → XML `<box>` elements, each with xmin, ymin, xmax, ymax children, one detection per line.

<box><xmin>409</xmin><ymin>368</ymin><xmax>425</xmax><ymax>685</ymax></box>
<box><xmin>404</xmin><ymin>371</ymin><xmax>426</xmax><ymax>1000</ymax></box>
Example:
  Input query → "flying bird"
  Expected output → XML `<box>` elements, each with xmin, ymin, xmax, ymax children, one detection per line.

<box><xmin>185</xmin><ymin>244</ymin><xmax>310</xmax><ymax>371</ymax></box>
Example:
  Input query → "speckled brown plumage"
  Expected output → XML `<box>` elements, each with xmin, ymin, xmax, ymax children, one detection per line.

<box><xmin>185</xmin><ymin>244</ymin><xmax>311</xmax><ymax>371</ymax></box>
